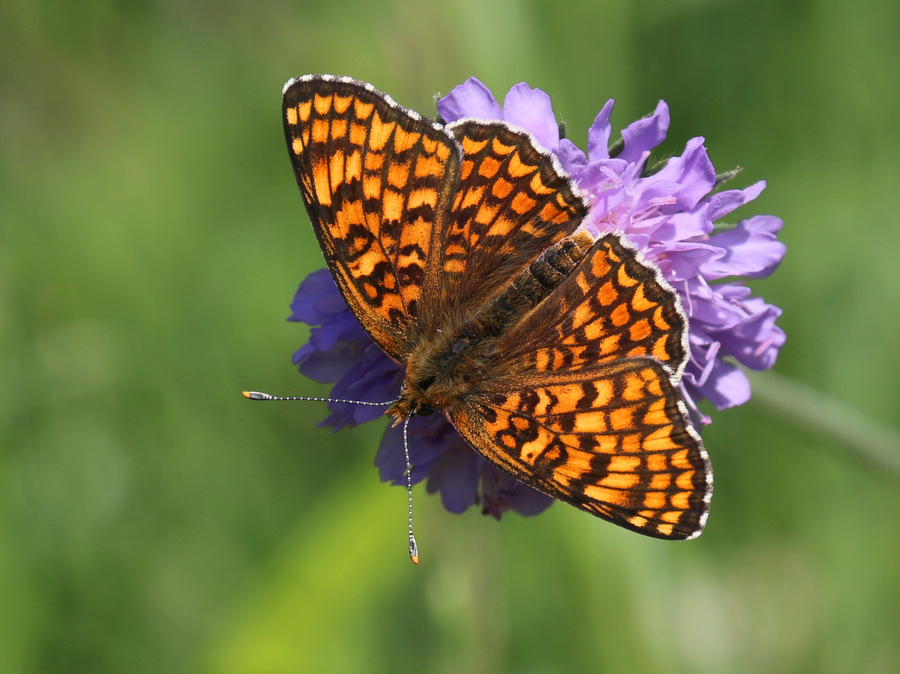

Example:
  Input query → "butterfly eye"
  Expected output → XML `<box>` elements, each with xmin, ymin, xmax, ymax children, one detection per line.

<box><xmin>418</xmin><ymin>375</ymin><xmax>436</xmax><ymax>391</ymax></box>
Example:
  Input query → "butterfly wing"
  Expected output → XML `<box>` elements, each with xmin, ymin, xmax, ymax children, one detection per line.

<box><xmin>450</xmin><ymin>359</ymin><xmax>710</xmax><ymax>539</ymax></box>
<box><xmin>283</xmin><ymin>75</ymin><xmax>460</xmax><ymax>360</ymax></box>
<box><xmin>422</xmin><ymin>121</ymin><xmax>588</xmax><ymax>326</ymax></box>
<box><xmin>448</xmin><ymin>233</ymin><xmax>711</xmax><ymax>539</ymax></box>
<box><xmin>496</xmin><ymin>233</ymin><xmax>690</xmax><ymax>376</ymax></box>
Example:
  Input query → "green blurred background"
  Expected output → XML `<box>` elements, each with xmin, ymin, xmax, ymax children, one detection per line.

<box><xmin>3</xmin><ymin>0</ymin><xmax>900</xmax><ymax>672</ymax></box>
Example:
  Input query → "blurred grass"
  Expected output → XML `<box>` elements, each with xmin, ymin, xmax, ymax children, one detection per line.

<box><xmin>2</xmin><ymin>0</ymin><xmax>900</xmax><ymax>672</ymax></box>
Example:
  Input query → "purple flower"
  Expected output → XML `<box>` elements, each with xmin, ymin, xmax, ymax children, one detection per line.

<box><xmin>291</xmin><ymin>78</ymin><xmax>785</xmax><ymax>517</ymax></box>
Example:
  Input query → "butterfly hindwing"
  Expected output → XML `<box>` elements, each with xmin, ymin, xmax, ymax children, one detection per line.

<box><xmin>495</xmin><ymin>233</ymin><xmax>690</xmax><ymax>376</ymax></box>
<box><xmin>445</xmin><ymin>230</ymin><xmax>710</xmax><ymax>538</ymax></box>
<box><xmin>449</xmin><ymin>359</ymin><xmax>711</xmax><ymax>539</ymax></box>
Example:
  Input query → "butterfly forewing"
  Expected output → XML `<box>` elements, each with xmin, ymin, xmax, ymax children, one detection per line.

<box><xmin>425</xmin><ymin>121</ymin><xmax>588</xmax><ymax>321</ymax></box>
<box><xmin>283</xmin><ymin>76</ymin><xmax>460</xmax><ymax>360</ymax></box>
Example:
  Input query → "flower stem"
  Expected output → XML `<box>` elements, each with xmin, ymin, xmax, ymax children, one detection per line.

<box><xmin>747</xmin><ymin>370</ymin><xmax>900</xmax><ymax>477</ymax></box>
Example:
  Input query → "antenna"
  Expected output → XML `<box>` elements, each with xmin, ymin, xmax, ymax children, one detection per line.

<box><xmin>242</xmin><ymin>390</ymin><xmax>419</xmax><ymax>564</ymax></box>
<box><xmin>402</xmin><ymin>416</ymin><xmax>419</xmax><ymax>564</ymax></box>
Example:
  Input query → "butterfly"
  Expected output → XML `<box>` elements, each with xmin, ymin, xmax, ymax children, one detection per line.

<box><xmin>280</xmin><ymin>74</ymin><xmax>712</xmax><ymax>542</ymax></box>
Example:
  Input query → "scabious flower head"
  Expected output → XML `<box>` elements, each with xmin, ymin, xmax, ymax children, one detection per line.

<box><xmin>290</xmin><ymin>77</ymin><xmax>786</xmax><ymax>517</ymax></box>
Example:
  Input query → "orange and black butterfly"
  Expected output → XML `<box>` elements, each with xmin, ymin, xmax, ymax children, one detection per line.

<box><xmin>280</xmin><ymin>75</ymin><xmax>712</xmax><ymax>542</ymax></box>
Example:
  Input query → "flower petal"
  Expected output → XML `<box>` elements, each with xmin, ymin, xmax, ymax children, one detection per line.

<box><xmin>502</xmin><ymin>83</ymin><xmax>559</xmax><ymax>151</ymax></box>
<box><xmin>437</xmin><ymin>77</ymin><xmax>501</xmax><ymax>123</ymax></box>
<box><xmin>619</xmin><ymin>100</ymin><xmax>669</xmax><ymax>163</ymax></box>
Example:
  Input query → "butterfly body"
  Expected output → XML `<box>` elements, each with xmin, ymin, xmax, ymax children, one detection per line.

<box><xmin>283</xmin><ymin>75</ymin><xmax>713</xmax><ymax>540</ymax></box>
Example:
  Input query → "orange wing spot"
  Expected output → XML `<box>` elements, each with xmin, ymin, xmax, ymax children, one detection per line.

<box><xmin>329</xmin><ymin>152</ymin><xmax>346</xmax><ymax>192</ymax></box>
<box><xmin>591</xmin><ymin>251</ymin><xmax>612</xmax><ymax>276</ymax></box>
<box><xmin>420</xmin><ymin>135</ymin><xmax>440</xmax><ymax>154</ymax></box>
<box><xmin>297</xmin><ymin>99</ymin><xmax>312</xmax><ymax>122</ymax></box>
<box><xmin>539</xmin><ymin>202</ymin><xmax>565</xmax><ymax>224</ymax></box>
<box><xmin>350</xmin><ymin>122</ymin><xmax>368</xmax><ymax>145</ymax></box>
<box><xmin>312</xmin><ymin>158</ymin><xmax>332</xmax><ymax>206</ymax></box>
<box><xmin>311</xmin><ymin>119</ymin><xmax>331</xmax><ymax>144</ymax></box>
<box><xmin>491</xmin><ymin>136</ymin><xmax>515</xmax><ymax>157</ymax></box>
<box><xmin>313</xmin><ymin>93</ymin><xmax>333</xmax><ymax>115</ymax></box>
<box><xmin>571</xmin><ymin>410</ymin><xmax>608</xmax><ymax>433</ymax></box>
<box><xmin>534</xmin><ymin>388</ymin><xmax>559</xmax><ymax>416</ymax></box>
<box><xmin>362</xmin><ymin>281</ymin><xmax>379</xmax><ymax>299</ymax></box>
<box><xmin>598</xmin><ymin>334</ymin><xmax>621</xmax><ymax>355</ymax></box>
<box><xmin>393</xmin><ymin>129</ymin><xmax>419</xmax><ymax>153</ymax></box>
<box><xmin>363</xmin><ymin>174</ymin><xmax>383</xmax><ymax>200</ymax></box>
<box><xmin>645</xmin><ymin>451</ymin><xmax>670</xmax><ymax>473</ymax></box>
<box><xmin>506</xmin><ymin>152</ymin><xmax>536</xmax><ymax>178</ymax></box>
<box><xmin>368</xmin><ymin>116</ymin><xmax>396</xmax><ymax>151</ymax></box>
<box><xmin>501</xmin><ymin>434</ymin><xmax>517</xmax><ymax>449</ymax></box>
<box><xmin>331</xmin><ymin>118</ymin><xmax>348</xmax><ymax>140</ymax></box>
<box><xmin>593</xmin><ymin>378</ymin><xmax>615</xmax><ymax>407</ymax></box>
<box><xmin>353</xmin><ymin>98</ymin><xmax>374</xmax><ymax>120</ymax></box>
<box><xmin>415</xmin><ymin>155</ymin><xmax>445</xmax><ymax>178</ymax></box>
<box><xmin>460</xmin><ymin>136</ymin><xmax>489</xmax><ymax>155</ymax></box>
<box><xmin>651</xmin><ymin>336</ymin><xmax>671</xmax><ymax>360</ymax></box>
<box><xmin>609</xmin><ymin>303</ymin><xmax>631</xmax><ymax>327</ymax></box>
<box><xmin>652</xmin><ymin>306</ymin><xmax>672</xmax><ymax>330</ymax></box>
<box><xmin>407</xmin><ymin>187</ymin><xmax>437</xmax><ymax>209</ymax></box>
<box><xmin>628</xmin><ymin>515</ymin><xmax>648</xmax><ymax>528</ymax></box>
<box><xmin>642</xmin><ymin>491</ymin><xmax>667</xmax><ymax>510</ymax></box>
<box><xmin>345</xmin><ymin>149</ymin><xmax>362</xmax><ymax>181</ymax></box>
<box><xmin>529</xmin><ymin>172</ymin><xmax>555</xmax><ymax>196</ymax></box>
<box><xmin>649</xmin><ymin>473</ymin><xmax>672</xmax><ymax>490</ymax></box>
<box><xmin>629</xmin><ymin>318</ymin><xmax>651</xmax><ymax>342</ymax></box>
<box><xmin>575</xmin><ymin>271</ymin><xmax>591</xmax><ymax>294</ymax></box>
<box><xmin>608</xmin><ymin>405</ymin><xmax>635</xmax><ymax>431</ymax></box>
<box><xmin>616</xmin><ymin>264</ymin><xmax>638</xmax><ymax>288</ymax></box>
<box><xmin>444</xmin><ymin>258</ymin><xmax>466</xmax><ymax>273</ymax></box>
<box><xmin>670</xmin><ymin>491</ymin><xmax>691</xmax><ymax>510</ymax></box>
<box><xmin>512</xmin><ymin>417</ymin><xmax>531</xmax><ymax>431</ymax></box>
<box><xmin>609</xmin><ymin>454</ymin><xmax>641</xmax><ymax>474</ymax></box>
<box><xmin>291</xmin><ymin>137</ymin><xmax>304</xmax><ymax>157</ymax></box>
<box><xmin>332</xmin><ymin>93</ymin><xmax>353</xmax><ymax>114</ymax></box>
<box><xmin>660</xmin><ymin>510</ymin><xmax>683</xmax><ymax>524</ymax></box>
<box><xmin>655</xmin><ymin>523</ymin><xmax>675</xmax><ymax>537</ymax></box>
<box><xmin>478</xmin><ymin>155</ymin><xmax>501</xmax><ymax>178</ymax></box>
<box><xmin>622</xmin><ymin>372</ymin><xmax>647</xmax><ymax>402</ymax></box>
<box><xmin>600</xmin><ymin>471</ymin><xmax>640</xmax><ymax>490</ymax></box>
<box><xmin>380</xmin><ymin>273</ymin><xmax>398</xmax><ymax>291</ymax></box>
<box><xmin>491</xmin><ymin>177</ymin><xmax>513</xmax><ymax>199</ymax></box>
<box><xmin>511</xmin><ymin>192</ymin><xmax>537</xmax><ymax>214</ymax></box>
<box><xmin>640</xmin><ymin>372</ymin><xmax>664</xmax><ymax>396</ymax></box>
<box><xmin>670</xmin><ymin>449</ymin><xmax>692</xmax><ymax>469</ymax></box>
<box><xmin>460</xmin><ymin>186</ymin><xmax>485</xmax><ymax>211</ymax></box>
<box><xmin>676</xmin><ymin>470</ymin><xmax>696</xmax><ymax>490</ymax></box>
<box><xmin>445</xmin><ymin>244</ymin><xmax>468</xmax><ymax>259</ymax></box>
<box><xmin>475</xmin><ymin>203</ymin><xmax>501</xmax><ymax>227</ymax></box>
<box><xmin>364</xmin><ymin>151</ymin><xmax>384</xmax><ymax>172</ymax></box>
<box><xmin>572</xmin><ymin>302</ymin><xmax>594</xmax><ymax>329</ymax></box>
<box><xmin>285</xmin><ymin>106</ymin><xmax>299</xmax><ymax>126</ymax></box>
<box><xmin>598</xmin><ymin>281</ymin><xmax>618</xmax><ymax>306</ymax></box>
<box><xmin>584</xmin><ymin>485</ymin><xmax>629</xmax><ymax>507</ymax></box>
<box><xmin>631</xmin><ymin>284</ymin><xmax>657</xmax><ymax>312</ymax></box>
<box><xmin>382</xmin><ymin>188</ymin><xmax>404</xmax><ymax>222</ymax></box>
<box><xmin>387</xmin><ymin>162</ymin><xmax>411</xmax><ymax>189</ymax></box>
<box><xmin>581</xmin><ymin>319</ymin><xmax>604</xmax><ymax>343</ymax></box>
